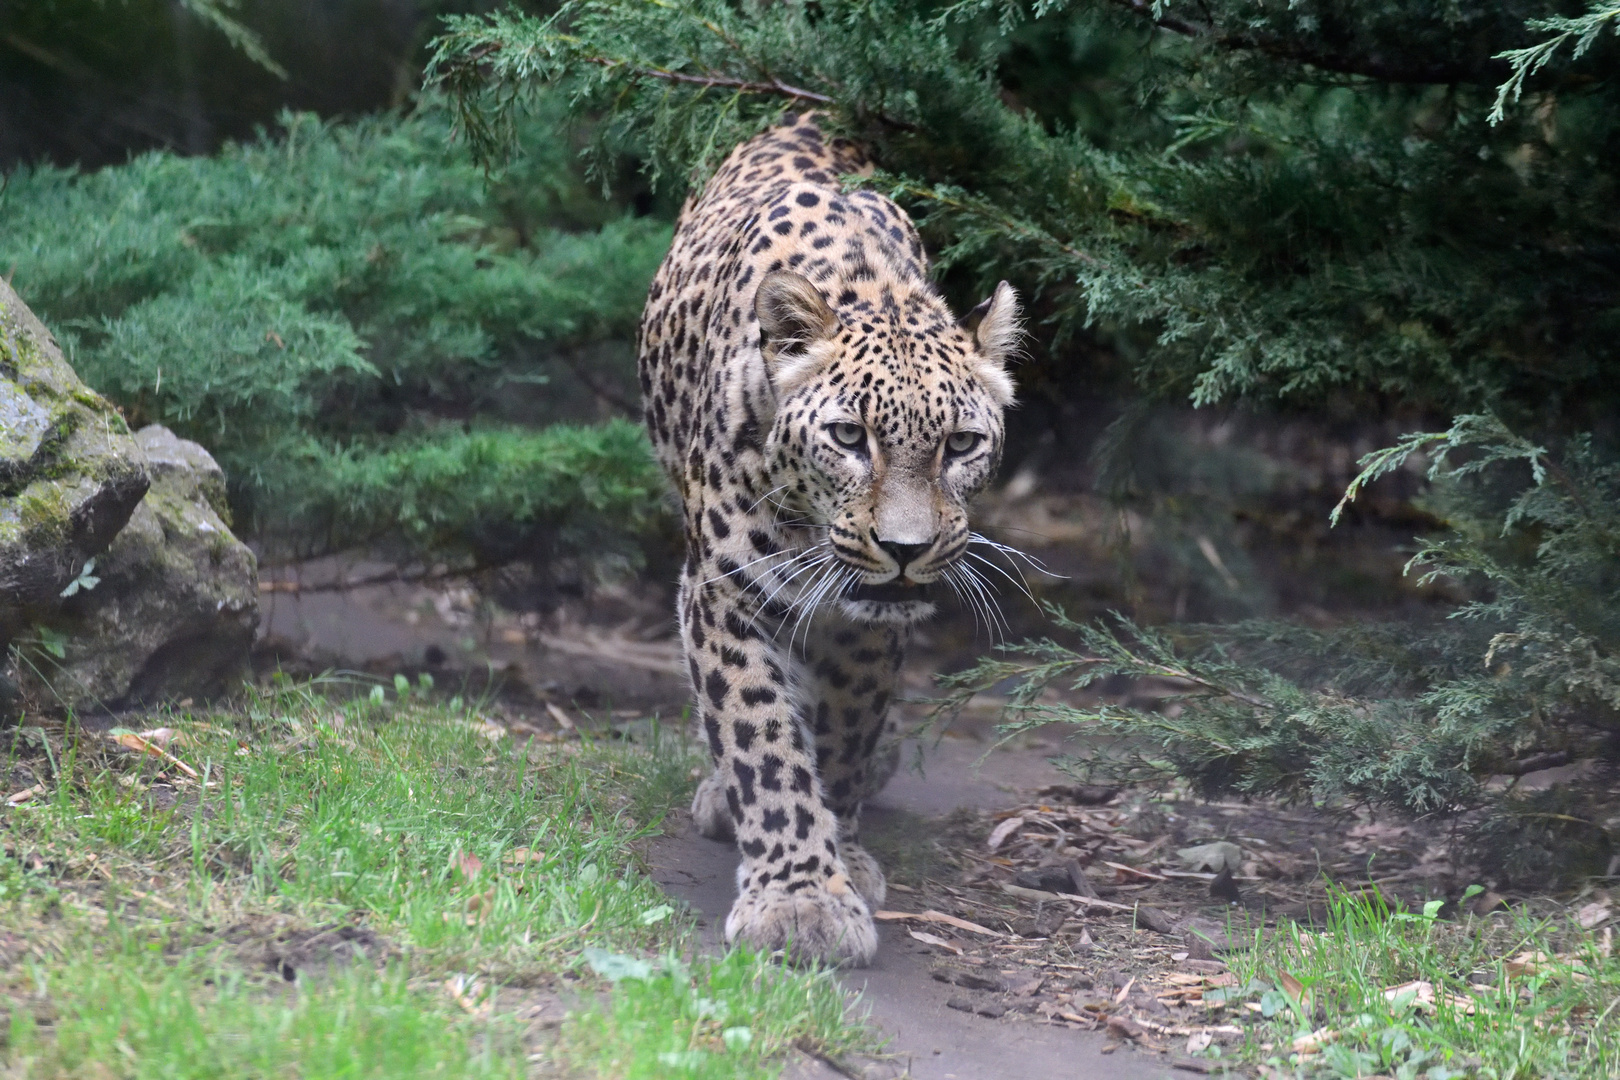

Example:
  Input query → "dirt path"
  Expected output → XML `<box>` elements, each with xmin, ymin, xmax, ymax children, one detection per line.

<box><xmin>648</xmin><ymin>735</ymin><xmax>1177</xmax><ymax>1080</ymax></box>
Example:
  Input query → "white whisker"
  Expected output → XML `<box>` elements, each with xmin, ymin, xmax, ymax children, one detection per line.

<box><xmin>969</xmin><ymin>532</ymin><xmax>1067</xmax><ymax>579</ymax></box>
<box><xmin>697</xmin><ymin>545</ymin><xmax>797</xmax><ymax>588</ymax></box>
<box><xmin>955</xmin><ymin>560</ymin><xmax>1009</xmax><ymax>644</ymax></box>
<box><xmin>941</xmin><ymin>564</ymin><xmax>982</xmax><ymax>638</ymax></box>
<box><xmin>747</xmin><ymin>549</ymin><xmax>833</xmax><ymax>633</ymax></box>
<box><xmin>964</xmin><ymin>548</ymin><xmax>1039</xmax><ymax>607</ymax></box>
<box><xmin>744</xmin><ymin>484</ymin><xmax>791</xmax><ymax>515</ymax></box>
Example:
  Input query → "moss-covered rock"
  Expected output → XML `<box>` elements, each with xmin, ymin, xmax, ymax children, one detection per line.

<box><xmin>19</xmin><ymin>426</ymin><xmax>259</xmax><ymax>713</ymax></box>
<box><xmin>0</xmin><ymin>278</ymin><xmax>148</xmax><ymax>647</ymax></box>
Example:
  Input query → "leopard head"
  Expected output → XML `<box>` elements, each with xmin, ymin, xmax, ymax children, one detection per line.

<box><xmin>757</xmin><ymin>271</ymin><xmax>1020</xmax><ymax>625</ymax></box>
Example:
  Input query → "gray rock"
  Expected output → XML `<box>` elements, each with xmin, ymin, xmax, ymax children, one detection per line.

<box><xmin>34</xmin><ymin>426</ymin><xmax>259</xmax><ymax>711</ymax></box>
<box><xmin>0</xmin><ymin>281</ymin><xmax>258</xmax><ymax>714</ymax></box>
<box><xmin>0</xmin><ymin>278</ymin><xmax>150</xmax><ymax>646</ymax></box>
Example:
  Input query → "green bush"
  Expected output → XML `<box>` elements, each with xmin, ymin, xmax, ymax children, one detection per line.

<box><xmin>0</xmin><ymin>101</ymin><xmax>672</xmax><ymax>566</ymax></box>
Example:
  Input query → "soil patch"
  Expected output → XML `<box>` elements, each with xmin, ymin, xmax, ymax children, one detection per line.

<box><xmin>221</xmin><ymin>920</ymin><xmax>396</xmax><ymax>982</ymax></box>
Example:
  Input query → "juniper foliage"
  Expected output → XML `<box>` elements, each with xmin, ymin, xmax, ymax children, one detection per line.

<box><xmin>0</xmin><ymin>102</ymin><xmax>671</xmax><ymax>568</ymax></box>
<box><xmin>431</xmin><ymin>0</ymin><xmax>1620</xmax><ymax>869</ymax></box>
<box><xmin>429</xmin><ymin>0</ymin><xmax>1620</xmax><ymax>419</ymax></box>
<box><xmin>945</xmin><ymin>414</ymin><xmax>1620</xmax><ymax>879</ymax></box>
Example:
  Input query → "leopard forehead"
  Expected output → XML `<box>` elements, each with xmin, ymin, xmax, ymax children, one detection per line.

<box><xmin>780</xmin><ymin>318</ymin><xmax>1003</xmax><ymax>445</ymax></box>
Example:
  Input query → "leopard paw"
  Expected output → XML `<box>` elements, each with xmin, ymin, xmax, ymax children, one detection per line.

<box><xmin>725</xmin><ymin>869</ymin><xmax>877</xmax><ymax>966</ymax></box>
<box><xmin>839</xmin><ymin>842</ymin><xmax>887</xmax><ymax>908</ymax></box>
<box><xmin>690</xmin><ymin>770</ymin><xmax>735</xmax><ymax>842</ymax></box>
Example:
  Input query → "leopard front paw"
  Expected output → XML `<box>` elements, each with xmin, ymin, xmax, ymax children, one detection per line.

<box><xmin>690</xmin><ymin>770</ymin><xmax>735</xmax><ymax>842</ymax></box>
<box><xmin>839</xmin><ymin>842</ymin><xmax>887</xmax><ymax>908</ymax></box>
<box><xmin>725</xmin><ymin>870</ymin><xmax>877</xmax><ymax>966</ymax></box>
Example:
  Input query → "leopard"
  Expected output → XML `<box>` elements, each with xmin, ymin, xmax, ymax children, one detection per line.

<box><xmin>638</xmin><ymin>112</ymin><xmax>1020</xmax><ymax>965</ymax></box>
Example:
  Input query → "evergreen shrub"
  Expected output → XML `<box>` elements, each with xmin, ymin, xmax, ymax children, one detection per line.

<box><xmin>0</xmin><ymin>101</ymin><xmax>672</xmax><ymax>571</ymax></box>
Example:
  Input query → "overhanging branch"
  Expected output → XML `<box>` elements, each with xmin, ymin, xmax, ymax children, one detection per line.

<box><xmin>582</xmin><ymin>55</ymin><xmax>834</xmax><ymax>105</ymax></box>
<box><xmin>1109</xmin><ymin>0</ymin><xmax>1509</xmax><ymax>86</ymax></box>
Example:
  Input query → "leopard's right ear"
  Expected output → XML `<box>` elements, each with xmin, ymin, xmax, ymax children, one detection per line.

<box><xmin>755</xmin><ymin>272</ymin><xmax>841</xmax><ymax>392</ymax></box>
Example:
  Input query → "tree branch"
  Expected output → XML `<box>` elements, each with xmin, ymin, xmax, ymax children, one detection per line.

<box><xmin>1108</xmin><ymin>0</ymin><xmax>1509</xmax><ymax>86</ymax></box>
<box><xmin>580</xmin><ymin>55</ymin><xmax>834</xmax><ymax>105</ymax></box>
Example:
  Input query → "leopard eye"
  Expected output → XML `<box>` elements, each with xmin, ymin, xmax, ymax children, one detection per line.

<box><xmin>829</xmin><ymin>422</ymin><xmax>866</xmax><ymax>449</ymax></box>
<box><xmin>945</xmin><ymin>431</ymin><xmax>982</xmax><ymax>455</ymax></box>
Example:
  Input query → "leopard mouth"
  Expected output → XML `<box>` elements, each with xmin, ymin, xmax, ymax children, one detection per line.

<box><xmin>844</xmin><ymin>579</ymin><xmax>933</xmax><ymax>604</ymax></box>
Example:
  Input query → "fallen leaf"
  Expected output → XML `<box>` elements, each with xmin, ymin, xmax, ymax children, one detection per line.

<box><xmin>1103</xmin><ymin>860</ymin><xmax>1168</xmax><ymax>882</ymax></box>
<box><xmin>1135</xmin><ymin>904</ymin><xmax>1178</xmax><ymax>934</ymax></box>
<box><xmin>451</xmin><ymin>851</ymin><xmax>483</xmax><ymax>879</ymax></box>
<box><xmin>1106</xmin><ymin>1015</ymin><xmax>1145</xmax><ymax>1041</ymax></box>
<box><xmin>107</xmin><ymin>730</ymin><xmax>200</xmax><ymax>779</ymax></box>
<box><xmin>873</xmin><ymin>909</ymin><xmax>1003</xmax><ymax>937</ymax></box>
<box><xmin>502</xmin><ymin>847</ymin><xmax>545</xmax><ymax>865</ymax></box>
<box><xmin>987</xmin><ymin>816</ymin><xmax>1025</xmax><ymax>851</ymax></box>
<box><xmin>1278</xmin><ymin>970</ymin><xmax>1312</xmax><ymax>1017</ymax></box>
<box><xmin>5</xmin><ymin>785</ymin><xmax>44</xmax><ymax>805</ymax></box>
<box><xmin>1382</xmin><ymin>979</ymin><xmax>1476</xmax><ymax>1014</ymax></box>
<box><xmin>135</xmin><ymin>727</ymin><xmax>180</xmax><ymax>748</ymax></box>
<box><xmin>1291</xmin><ymin>1027</ymin><xmax>1338</xmax><ymax>1054</ymax></box>
<box><xmin>464</xmin><ymin>888</ymin><xmax>496</xmax><ymax>923</ymax></box>
<box><xmin>1114</xmin><ymin>976</ymin><xmax>1136</xmax><ymax>1004</ymax></box>
<box><xmin>910</xmin><ymin>930</ymin><xmax>963</xmax><ymax>955</ymax></box>
<box><xmin>466</xmin><ymin>719</ymin><xmax>506</xmax><ymax>741</ymax></box>
<box><xmin>1503</xmin><ymin>950</ymin><xmax>1555</xmax><ymax>978</ymax></box>
<box><xmin>444</xmin><ymin>974</ymin><xmax>492</xmax><ymax>1019</ymax></box>
<box><xmin>544</xmin><ymin>702</ymin><xmax>576</xmax><ymax>730</ymax></box>
<box><xmin>1000</xmin><ymin>881</ymin><xmax>1068</xmax><ymax>904</ymax></box>
<box><xmin>1185</xmin><ymin>1031</ymin><xmax>1213</xmax><ymax>1054</ymax></box>
<box><xmin>1176</xmin><ymin>842</ymin><xmax>1243</xmax><ymax>873</ymax></box>
<box><xmin>1577</xmin><ymin>901</ymin><xmax>1612</xmax><ymax>929</ymax></box>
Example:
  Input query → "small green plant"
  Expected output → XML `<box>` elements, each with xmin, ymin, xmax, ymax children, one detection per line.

<box><xmin>56</xmin><ymin>559</ymin><xmax>99</xmax><ymax>599</ymax></box>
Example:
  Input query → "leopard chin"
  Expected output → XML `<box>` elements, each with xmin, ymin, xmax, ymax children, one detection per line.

<box><xmin>838</xmin><ymin>599</ymin><xmax>937</xmax><ymax>625</ymax></box>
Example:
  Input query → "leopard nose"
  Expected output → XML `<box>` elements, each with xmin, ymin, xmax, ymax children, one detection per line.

<box><xmin>878</xmin><ymin>540</ymin><xmax>931</xmax><ymax>572</ymax></box>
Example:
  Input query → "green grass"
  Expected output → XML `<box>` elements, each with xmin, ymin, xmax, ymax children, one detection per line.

<box><xmin>561</xmin><ymin>947</ymin><xmax>859</xmax><ymax>1078</ymax></box>
<box><xmin>0</xmin><ymin>676</ymin><xmax>868</xmax><ymax>1078</ymax></box>
<box><xmin>6</xmin><ymin>940</ymin><xmax>524</xmax><ymax>1080</ymax></box>
<box><xmin>1210</xmin><ymin>888</ymin><xmax>1620</xmax><ymax>1079</ymax></box>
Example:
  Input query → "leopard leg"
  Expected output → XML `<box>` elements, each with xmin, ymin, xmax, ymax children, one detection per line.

<box><xmin>801</xmin><ymin>616</ymin><xmax>907</xmax><ymax>909</ymax></box>
<box><xmin>682</xmin><ymin>570</ymin><xmax>878</xmax><ymax>966</ymax></box>
<box><xmin>690</xmin><ymin>769</ymin><xmax>735</xmax><ymax>842</ymax></box>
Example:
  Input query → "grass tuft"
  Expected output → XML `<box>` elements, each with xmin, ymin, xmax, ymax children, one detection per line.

<box><xmin>1217</xmin><ymin>887</ymin><xmax>1620</xmax><ymax>1078</ymax></box>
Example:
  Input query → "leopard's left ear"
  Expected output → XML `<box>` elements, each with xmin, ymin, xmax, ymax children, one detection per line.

<box><xmin>960</xmin><ymin>280</ymin><xmax>1020</xmax><ymax>407</ymax></box>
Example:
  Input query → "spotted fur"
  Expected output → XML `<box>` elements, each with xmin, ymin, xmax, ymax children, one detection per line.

<box><xmin>639</xmin><ymin>114</ymin><xmax>1020</xmax><ymax>964</ymax></box>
